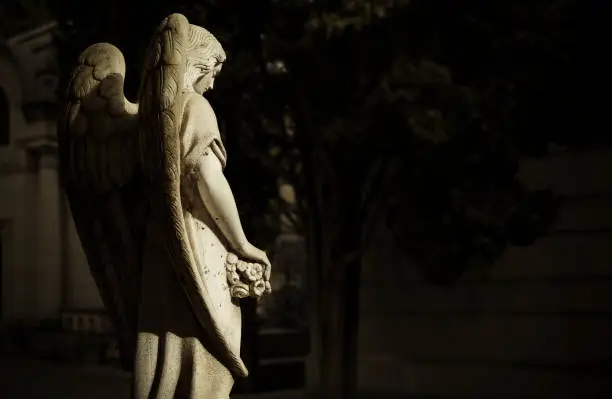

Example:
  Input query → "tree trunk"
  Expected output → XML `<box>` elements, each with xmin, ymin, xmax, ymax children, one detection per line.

<box><xmin>293</xmin><ymin>74</ymin><xmax>363</xmax><ymax>398</ymax></box>
<box><xmin>315</xmin><ymin>226</ymin><xmax>362</xmax><ymax>399</ymax></box>
<box><xmin>318</xmin><ymin>260</ymin><xmax>361</xmax><ymax>398</ymax></box>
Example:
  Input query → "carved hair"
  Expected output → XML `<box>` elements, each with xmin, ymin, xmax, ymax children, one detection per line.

<box><xmin>185</xmin><ymin>25</ymin><xmax>226</xmax><ymax>69</ymax></box>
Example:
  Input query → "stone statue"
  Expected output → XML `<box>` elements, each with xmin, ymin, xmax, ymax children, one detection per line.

<box><xmin>57</xmin><ymin>13</ymin><xmax>272</xmax><ymax>398</ymax></box>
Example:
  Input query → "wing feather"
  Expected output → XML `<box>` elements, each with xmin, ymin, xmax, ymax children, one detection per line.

<box><xmin>58</xmin><ymin>42</ymin><xmax>144</xmax><ymax>371</ymax></box>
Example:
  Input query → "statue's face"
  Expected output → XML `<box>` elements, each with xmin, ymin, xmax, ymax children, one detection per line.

<box><xmin>187</xmin><ymin>57</ymin><xmax>222</xmax><ymax>95</ymax></box>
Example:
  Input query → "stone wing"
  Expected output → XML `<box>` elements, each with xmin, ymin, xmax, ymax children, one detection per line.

<box><xmin>58</xmin><ymin>42</ymin><xmax>145</xmax><ymax>371</ymax></box>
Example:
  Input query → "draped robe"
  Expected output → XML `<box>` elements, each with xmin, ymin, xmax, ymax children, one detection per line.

<box><xmin>134</xmin><ymin>91</ymin><xmax>243</xmax><ymax>399</ymax></box>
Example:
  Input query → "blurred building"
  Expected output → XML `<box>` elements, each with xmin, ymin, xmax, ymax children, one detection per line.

<box><xmin>0</xmin><ymin>22</ymin><xmax>103</xmax><ymax>330</ymax></box>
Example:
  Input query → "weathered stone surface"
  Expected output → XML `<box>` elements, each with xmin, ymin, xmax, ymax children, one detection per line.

<box><xmin>57</xmin><ymin>13</ymin><xmax>272</xmax><ymax>398</ymax></box>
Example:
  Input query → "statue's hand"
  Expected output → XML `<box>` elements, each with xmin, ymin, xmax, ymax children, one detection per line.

<box><xmin>237</xmin><ymin>243</ymin><xmax>271</xmax><ymax>281</ymax></box>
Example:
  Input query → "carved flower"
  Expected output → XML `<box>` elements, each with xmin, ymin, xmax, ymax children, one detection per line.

<box><xmin>230</xmin><ymin>282</ymin><xmax>250</xmax><ymax>299</ymax></box>
<box><xmin>236</xmin><ymin>260</ymin><xmax>248</xmax><ymax>273</ymax></box>
<box><xmin>226</xmin><ymin>253</ymin><xmax>238</xmax><ymax>265</ymax></box>
<box><xmin>244</xmin><ymin>262</ymin><xmax>263</xmax><ymax>282</ymax></box>
<box><xmin>224</xmin><ymin>253</ymin><xmax>272</xmax><ymax>300</ymax></box>
<box><xmin>227</xmin><ymin>271</ymin><xmax>240</xmax><ymax>285</ymax></box>
<box><xmin>225</xmin><ymin>262</ymin><xmax>236</xmax><ymax>274</ymax></box>
<box><xmin>250</xmin><ymin>279</ymin><xmax>266</xmax><ymax>297</ymax></box>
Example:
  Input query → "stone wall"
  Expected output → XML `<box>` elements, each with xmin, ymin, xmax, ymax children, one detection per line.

<box><xmin>358</xmin><ymin>148</ymin><xmax>612</xmax><ymax>398</ymax></box>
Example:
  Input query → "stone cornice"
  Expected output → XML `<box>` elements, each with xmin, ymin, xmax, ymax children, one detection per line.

<box><xmin>0</xmin><ymin>135</ymin><xmax>58</xmax><ymax>175</ymax></box>
<box><xmin>17</xmin><ymin>133</ymin><xmax>57</xmax><ymax>154</ymax></box>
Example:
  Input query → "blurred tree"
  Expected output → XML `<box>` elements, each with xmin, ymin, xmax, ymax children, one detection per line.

<box><xmin>48</xmin><ymin>0</ymin><xmax>595</xmax><ymax>397</ymax></box>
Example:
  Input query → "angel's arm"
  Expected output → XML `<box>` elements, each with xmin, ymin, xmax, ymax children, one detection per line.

<box><xmin>186</xmin><ymin>95</ymin><xmax>267</xmax><ymax>264</ymax></box>
<box><xmin>196</xmin><ymin>151</ymin><xmax>251</xmax><ymax>254</ymax></box>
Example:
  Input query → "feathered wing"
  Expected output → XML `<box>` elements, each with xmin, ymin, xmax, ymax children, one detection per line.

<box><xmin>138</xmin><ymin>14</ymin><xmax>248</xmax><ymax>377</ymax></box>
<box><xmin>58</xmin><ymin>43</ymin><xmax>145</xmax><ymax>371</ymax></box>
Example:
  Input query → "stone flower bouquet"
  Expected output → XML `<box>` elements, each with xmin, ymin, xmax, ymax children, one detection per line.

<box><xmin>225</xmin><ymin>253</ymin><xmax>272</xmax><ymax>300</ymax></box>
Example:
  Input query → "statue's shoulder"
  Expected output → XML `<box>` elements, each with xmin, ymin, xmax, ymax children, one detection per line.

<box><xmin>184</xmin><ymin>92</ymin><xmax>215</xmax><ymax>115</ymax></box>
<box><xmin>183</xmin><ymin>92</ymin><xmax>218</xmax><ymax>127</ymax></box>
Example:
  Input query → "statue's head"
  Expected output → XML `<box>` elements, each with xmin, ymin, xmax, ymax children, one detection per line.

<box><xmin>184</xmin><ymin>25</ymin><xmax>226</xmax><ymax>94</ymax></box>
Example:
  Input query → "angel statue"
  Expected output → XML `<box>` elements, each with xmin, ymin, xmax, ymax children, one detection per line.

<box><xmin>58</xmin><ymin>13</ymin><xmax>272</xmax><ymax>398</ymax></box>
